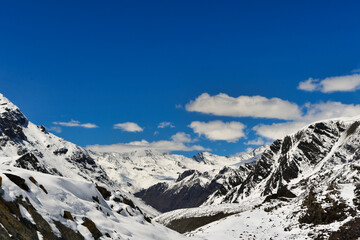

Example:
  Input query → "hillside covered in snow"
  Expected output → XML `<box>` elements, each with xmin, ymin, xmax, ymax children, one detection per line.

<box><xmin>0</xmin><ymin>166</ymin><xmax>189</xmax><ymax>240</ymax></box>
<box><xmin>156</xmin><ymin>117</ymin><xmax>360</xmax><ymax>239</ymax></box>
<box><xmin>0</xmin><ymin>93</ymin><xmax>192</xmax><ymax>239</ymax></box>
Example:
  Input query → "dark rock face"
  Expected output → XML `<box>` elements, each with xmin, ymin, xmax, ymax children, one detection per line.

<box><xmin>192</xmin><ymin>152</ymin><xmax>207</xmax><ymax>163</ymax></box>
<box><xmin>82</xmin><ymin>217</ymin><xmax>103</xmax><ymax>240</ymax></box>
<box><xmin>0</xmin><ymin>107</ymin><xmax>28</xmax><ymax>144</ymax></box>
<box><xmin>135</xmin><ymin>165</ymin><xmax>253</xmax><ymax>212</ymax></box>
<box><xmin>4</xmin><ymin>173</ymin><xmax>30</xmax><ymax>191</ymax></box>
<box><xmin>53</xmin><ymin>147</ymin><xmax>68</xmax><ymax>156</ymax></box>
<box><xmin>176</xmin><ymin>170</ymin><xmax>197</xmax><ymax>182</ymax></box>
<box><xmin>96</xmin><ymin>185</ymin><xmax>112</xmax><ymax>200</ymax></box>
<box><xmin>165</xmin><ymin>212</ymin><xmax>236</xmax><ymax>234</ymax></box>
<box><xmin>15</xmin><ymin>153</ymin><xmax>47</xmax><ymax>174</ymax></box>
<box><xmin>70</xmin><ymin>150</ymin><xmax>96</xmax><ymax>165</ymax></box>
<box><xmin>263</xmin><ymin>185</ymin><xmax>296</xmax><ymax>203</ymax></box>
<box><xmin>298</xmin><ymin>187</ymin><xmax>355</xmax><ymax>225</ymax></box>
<box><xmin>54</xmin><ymin>221</ymin><xmax>85</xmax><ymax>240</ymax></box>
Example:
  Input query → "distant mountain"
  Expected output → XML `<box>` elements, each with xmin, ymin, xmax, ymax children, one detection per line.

<box><xmin>89</xmin><ymin>148</ymin><xmax>259</xmax><ymax>193</ymax></box>
<box><xmin>134</xmin><ymin>147</ymin><xmax>265</xmax><ymax>212</ymax></box>
<box><xmin>135</xmin><ymin>164</ymin><xmax>254</xmax><ymax>212</ymax></box>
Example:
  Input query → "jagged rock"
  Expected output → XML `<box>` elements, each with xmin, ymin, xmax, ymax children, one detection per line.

<box><xmin>4</xmin><ymin>173</ymin><xmax>30</xmax><ymax>191</ymax></box>
<box><xmin>15</xmin><ymin>153</ymin><xmax>50</xmax><ymax>174</ymax></box>
<box><xmin>28</xmin><ymin>176</ymin><xmax>37</xmax><ymax>184</ymax></box>
<box><xmin>53</xmin><ymin>147</ymin><xmax>68</xmax><ymax>156</ymax></box>
<box><xmin>63</xmin><ymin>210</ymin><xmax>74</xmax><ymax>221</ymax></box>
<box><xmin>39</xmin><ymin>185</ymin><xmax>48</xmax><ymax>194</ymax></box>
<box><xmin>263</xmin><ymin>185</ymin><xmax>296</xmax><ymax>202</ymax></box>
<box><xmin>54</xmin><ymin>221</ymin><xmax>85</xmax><ymax>240</ymax></box>
<box><xmin>96</xmin><ymin>185</ymin><xmax>111</xmax><ymax>200</ymax></box>
<box><xmin>82</xmin><ymin>217</ymin><xmax>103</xmax><ymax>240</ymax></box>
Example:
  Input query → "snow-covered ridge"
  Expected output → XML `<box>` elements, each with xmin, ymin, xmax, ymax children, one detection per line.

<box><xmin>0</xmin><ymin>93</ymin><xmax>20</xmax><ymax>113</ymax></box>
<box><xmin>89</xmin><ymin>148</ymin><xmax>259</xmax><ymax>193</ymax></box>
<box><xmin>135</xmin><ymin>164</ymin><xmax>254</xmax><ymax>212</ymax></box>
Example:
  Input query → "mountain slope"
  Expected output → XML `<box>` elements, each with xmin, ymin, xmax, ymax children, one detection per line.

<box><xmin>0</xmin><ymin>93</ymin><xmax>112</xmax><ymax>186</ymax></box>
<box><xmin>0</xmin><ymin>93</ymin><xmax>190</xmax><ymax>238</ymax></box>
<box><xmin>0</xmin><ymin>166</ymin><xmax>189</xmax><ymax>240</ymax></box>
<box><xmin>135</xmin><ymin>164</ymin><xmax>254</xmax><ymax>212</ymax></box>
<box><xmin>156</xmin><ymin>117</ymin><xmax>360</xmax><ymax>239</ymax></box>
<box><xmin>132</xmin><ymin>147</ymin><xmax>265</xmax><ymax>212</ymax></box>
<box><xmin>206</xmin><ymin>119</ymin><xmax>357</xmax><ymax>204</ymax></box>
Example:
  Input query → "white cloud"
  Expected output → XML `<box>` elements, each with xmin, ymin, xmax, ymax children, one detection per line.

<box><xmin>298</xmin><ymin>74</ymin><xmax>360</xmax><ymax>93</ymax></box>
<box><xmin>186</xmin><ymin>93</ymin><xmax>301</xmax><ymax>120</ymax></box>
<box><xmin>48</xmin><ymin>126</ymin><xmax>62</xmax><ymax>133</ymax></box>
<box><xmin>254</xmin><ymin>101</ymin><xmax>360</xmax><ymax>140</ymax></box>
<box><xmin>158</xmin><ymin>122</ymin><xmax>175</xmax><ymax>128</ymax></box>
<box><xmin>297</xmin><ymin>78</ymin><xmax>319</xmax><ymax>91</ymax></box>
<box><xmin>254</xmin><ymin>121</ymin><xmax>306</xmax><ymax>140</ymax></box>
<box><xmin>171</xmin><ymin>132</ymin><xmax>193</xmax><ymax>143</ymax></box>
<box><xmin>189</xmin><ymin>120</ymin><xmax>246</xmax><ymax>142</ymax></box>
<box><xmin>53</xmin><ymin>120</ymin><xmax>98</xmax><ymax>128</ymax></box>
<box><xmin>245</xmin><ymin>138</ymin><xmax>265</xmax><ymax>146</ymax></box>
<box><xmin>113</xmin><ymin>122</ymin><xmax>143</xmax><ymax>132</ymax></box>
<box><xmin>86</xmin><ymin>132</ymin><xmax>209</xmax><ymax>153</ymax></box>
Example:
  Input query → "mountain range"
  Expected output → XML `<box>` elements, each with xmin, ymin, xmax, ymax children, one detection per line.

<box><xmin>0</xmin><ymin>92</ymin><xmax>359</xmax><ymax>239</ymax></box>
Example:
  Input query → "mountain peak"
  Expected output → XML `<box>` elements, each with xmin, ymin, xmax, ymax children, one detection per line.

<box><xmin>0</xmin><ymin>93</ymin><xmax>20</xmax><ymax>113</ymax></box>
<box><xmin>192</xmin><ymin>152</ymin><xmax>216</xmax><ymax>162</ymax></box>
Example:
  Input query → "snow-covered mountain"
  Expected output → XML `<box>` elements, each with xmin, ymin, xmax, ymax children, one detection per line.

<box><xmin>135</xmin><ymin>164</ymin><xmax>254</xmax><ymax>212</ymax></box>
<box><xmin>156</xmin><ymin>117</ymin><xmax>360</xmax><ymax>239</ymax></box>
<box><xmin>0</xmin><ymin>93</ymin><xmax>190</xmax><ymax>239</ymax></box>
<box><xmin>89</xmin><ymin>148</ymin><xmax>259</xmax><ymax>193</ymax></box>
<box><xmin>2</xmin><ymin>91</ymin><xmax>360</xmax><ymax>239</ymax></box>
<box><xmin>0</xmin><ymin>93</ymin><xmax>112</xmax><ymax>186</ymax></box>
<box><xmin>133</xmin><ymin>147</ymin><xmax>265</xmax><ymax>212</ymax></box>
<box><xmin>206</xmin><ymin>118</ymin><xmax>360</xmax><ymax>204</ymax></box>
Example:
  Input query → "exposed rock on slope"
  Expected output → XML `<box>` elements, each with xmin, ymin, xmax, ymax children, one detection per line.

<box><xmin>135</xmin><ymin>164</ymin><xmax>254</xmax><ymax>212</ymax></box>
<box><xmin>206</xmin><ymin>119</ymin><xmax>358</xmax><ymax>204</ymax></box>
<box><xmin>0</xmin><ymin>167</ymin><xmax>188</xmax><ymax>240</ymax></box>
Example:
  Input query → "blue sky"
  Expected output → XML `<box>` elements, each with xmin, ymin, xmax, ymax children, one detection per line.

<box><xmin>1</xmin><ymin>0</ymin><xmax>360</xmax><ymax>156</ymax></box>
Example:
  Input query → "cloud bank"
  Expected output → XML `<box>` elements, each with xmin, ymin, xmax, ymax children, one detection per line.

<box><xmin>186</xmin><ymin>93</ymin><xmax>301</xmax><ymax>120</ymax></box>
<box><xmin>298</xmin><ymin>74</ymin><xmax>360</xmax><ymax>93</ymax></box>
<box><xmin>53</xmin><ymin>120</ymin><xmax>98</xmax><ymax>128</ymax></box>
<box><xmin>113</xmin><ymin>122</ymin><xmax>143</xmax><ymax>132</ymax></box>
<box><xmin>254</xmin><ymin>101</ymin><xmax>360</xmax><ymax>139</ymax></box>
<box><xmin>158</xmin><ymin>122</ymin><xmax>175</xmax><ymax>128</ymax></box>
<box><xmin>87</xmin><ymin>132</ymin><xmax>209</xmax><ymax>153</ymax></box>
<box><xmin>245</xmin><ymin>138</ymin><xmax>265</xmax><ymax>146</ymax></box>
<box><xmin>189</xmin><ymin>120</ymin><xmax>246</xmax><ymax>142</ymax></box>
